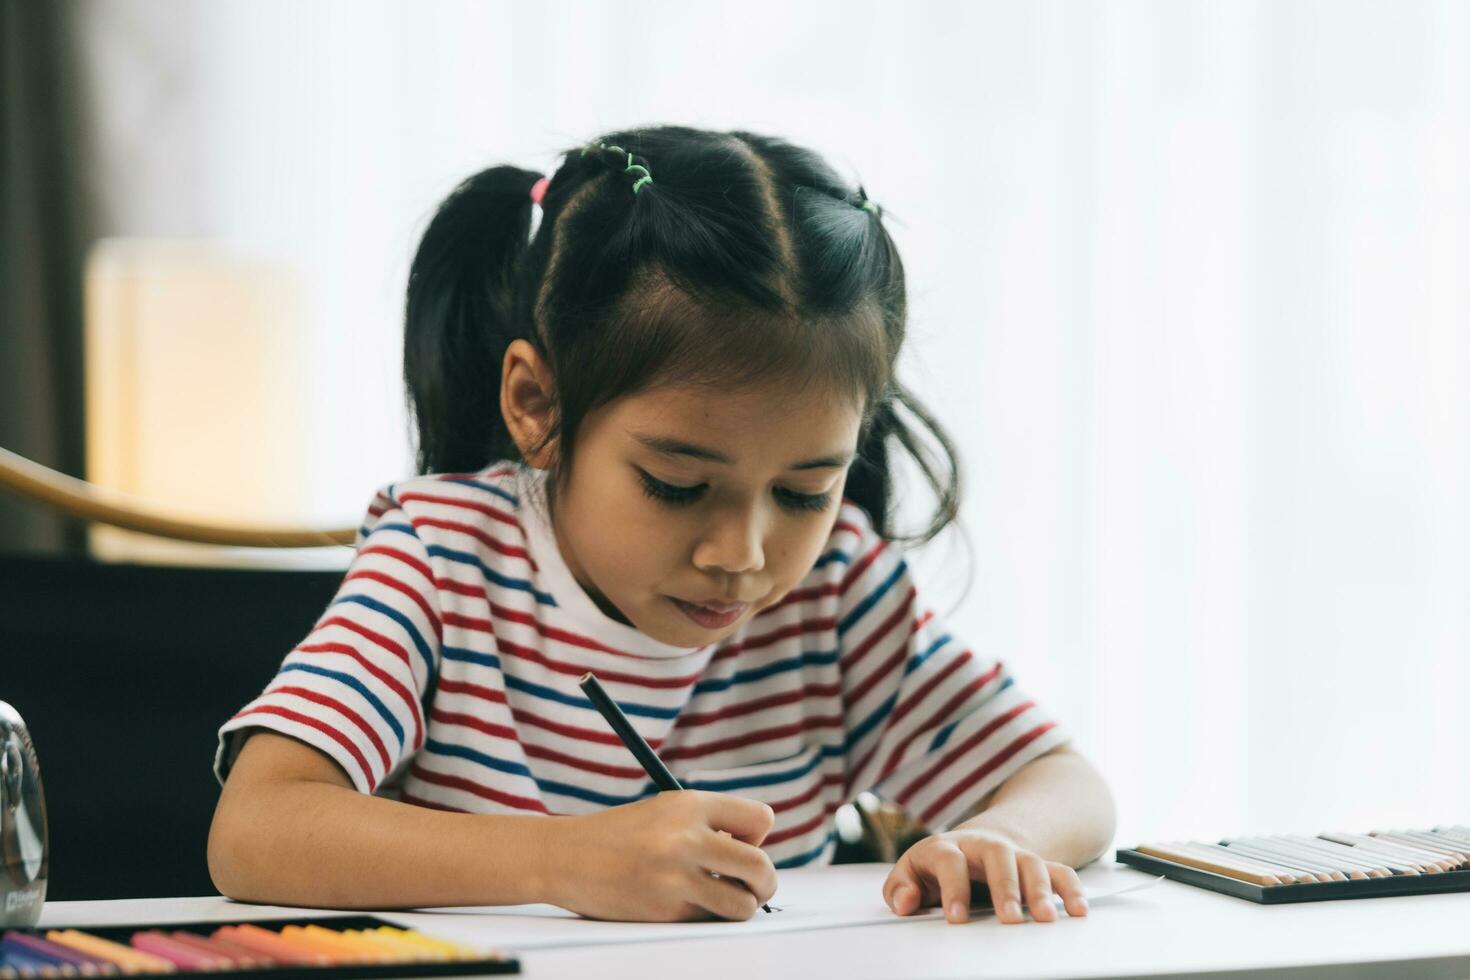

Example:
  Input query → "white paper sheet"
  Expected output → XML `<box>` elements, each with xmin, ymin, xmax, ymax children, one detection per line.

<box><xmin>379</xmin><ymin>864</ymin><xmax>1163</xmax><ymax>952</ymax></box>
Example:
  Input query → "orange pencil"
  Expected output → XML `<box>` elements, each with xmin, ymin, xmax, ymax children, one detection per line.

<box><xmin>212</xmin><ymin>925</ymin><xmax>329</xmax><ymax>966</ymax></box>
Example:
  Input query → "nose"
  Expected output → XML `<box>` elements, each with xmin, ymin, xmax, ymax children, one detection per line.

<box><xmin>692</xmin><ymin>506</ymin><xmax>766</xmax><ymax>577</ymax></box>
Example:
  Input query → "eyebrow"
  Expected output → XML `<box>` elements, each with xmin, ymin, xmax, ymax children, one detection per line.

<box><xmin>632</xmin><ymin>433</ymin><xmax>855</xmax><ymax>471</ymax></box>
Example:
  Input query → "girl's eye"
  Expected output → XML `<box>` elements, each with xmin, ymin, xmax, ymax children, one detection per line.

<box><xmin>773</xmin><ymin>486</ymin><xmax>833</xmax><ymax>513</ymax></box>
<box><xmin>636</xmin><ymin>470</ymin><xmax>704</xmax><ymax>506</ymax></box>
<box><xmin>635</xmin><ymin>469</ymin><xmax>832</xmax><ymax>514</ymax></box>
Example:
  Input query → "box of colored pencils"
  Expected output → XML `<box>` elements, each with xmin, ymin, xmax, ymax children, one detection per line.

<box><xmin>1117</xmin><ymin>825</ymin><xmax>1470</xmax><ymax>904</ymax></box>
<box><xmin>0</xmin><ymin>915</ymin><xmax>518</xmax><ymax>978</ymax></box>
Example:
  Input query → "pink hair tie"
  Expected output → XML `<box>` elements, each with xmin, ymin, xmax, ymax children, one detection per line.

<box><xmin>530</xmin><ymin>177</ymin><xmax>550</xmax><ymax>205</ymax></box>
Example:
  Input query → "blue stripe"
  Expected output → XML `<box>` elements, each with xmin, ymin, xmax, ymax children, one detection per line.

<box><xmin>812</xmin><ymin>549</ymin><xmax>850</xmax><ymax>570</ymax></box>
<box><xmin>439</xmin><ymin>477</ymin><xmax>519</xmax><ymax>505</ymax></box>
<box><xmin>332</xmin><ymin>594</ymin><xmax>437</xmax><ymax>686</ymax></box>
<box><xmin>692</xmin><ymin>647</ymin><xmax>839</xmax><ymax>697</ymax></box>
<box><xmin>425</xmin><ymin>737</ymin><xmax>533</xmax><ymax>780</ymax></box>
<box><xmin>845</xmin><ymin>691</ymin><xmax>897</xmax><ymax>753</ymax></box>
<box><xmin>538</xmin><ymin>778</ymin><xmax>657</xmax><ymax>808</ymax></box>
<box><xmin>683</xmin><ymin>744</ymin><xmax>841</xmax><ymax>792</ymax></box>
<box><xmin>427</xmin><ymin>738</ymin><xmax>660</xmax><ymax>808</ymax></box>
<box><xmin>928</xmin><ymin>677</ymin><xmax>1012</xmax><ymax>752</ymax></box>
<box><xmin>367</xmin><ymin>521</ymin><xmax>416</xmax><ymax>537</ymax></box>
<box><xmin>837</xmin><ymin>560</ymin><xmax>905</xmax><ymax>635</ymax></box>
<box><xmin>775</xmin><ymin>830</ymin><xmax>836</xmax><ymax>869</ymax></box>
<box><xmin>441</xmin><ymin>645</ymin><xmax>501</xmax><ymax>670</ymax></box>
<box><xmin>903</xmin><ymin>633</ymin><xmax>952</xmax><ymax>676</ymax></box>
<box><xmin>424</xmin><ymin>543</ymin><xmax>558</xmax><ymax>606</ymax></box>
<box><xmin>503</xmin><ymin>673</ymin><xmax>680</xmax><ymax>720</ymax></box>
<box><xmin>279</xmin><ymin>663</ymin><xmax>406</xmax><ymax>748</ymax></box>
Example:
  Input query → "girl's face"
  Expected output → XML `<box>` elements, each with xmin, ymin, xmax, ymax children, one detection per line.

<box><xmin>550</xmin><ymin>381</ymin><xmax>863</xmax><ymax>648</ymax></box>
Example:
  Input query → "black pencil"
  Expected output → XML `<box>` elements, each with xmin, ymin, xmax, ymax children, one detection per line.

<box><xmin>578</xmin><ymin>671</ymin><xmax>773</xmax><ymax>913</ymax></box>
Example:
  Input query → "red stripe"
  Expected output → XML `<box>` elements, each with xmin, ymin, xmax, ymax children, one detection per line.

<box><xmin>296</xmin><ymin>638</ymin><xmax>425</xmax><ymax>748</ymax></box>
<box><xmin>659</xmin><ymin>716</ymin><xmax>843</xmax><ymax>763</ymax></box>
<box><xmin>431</xmin><ymin>706</ymin><xmax>516</xmax><ymax>743</ymax></box>
<box><xmin>233</xmin><ymin>705</ymin><xmax>374</xmax><ymax>789</ymax></box>
<box><xmin>764</xmin><ymin>807</ymin><xmax>834</xmax><ymax>847</ymax></box>
<box><xmin>516</xmin><ymin>705</ymin><xmax>656</xmax><ymax>748</ymax></box>
<box><xmin>358</xmin><ymin>544</ymin><xmax>434</xmax><ymax>584</ymax></box>
<box><xmin>847</xmin><ymin>651</ymin><xmax>977</xmax><ymax>783</ymax></box>
<box><xmin>397</xmin><ymin>490</ymin><xmax>524</xmax><ymax>533</ymax></box>
<box><xmin>409</xmin><ymin>762</ymin><xmax>548</xmax><ymax>813</ymax></box>
<box><xmin>344</xmin><ymin>569</ymin><xmax>441</xmax><ymax>642</ymax></box>
<box><xmin>842</xmin><ymin>608</ymin><xmax>933</xmax><ymax>713</ymax></box>
<box><xmin>752</xmin><ymin>582</ymin><xmax>840</xmax><ymax>618</ymax></box>
<box><xmin>435</xmin><ymin>576</ymin><xmax>487</xmax><ymax>600</ymax></box>
<box><xmin>524</xmin><ymin>740</ymin><xmax>646</xmax><ymax>780</ymax></box>
<box><xmin>436</xmin><ymin>676</ymin><xmax>508</xmax><ymax>706</ymax></box>
<box><xmin>767</xmin><ymin>773</ymin><xmax>845</xmax><ymax>814</ymax></box>
<box><xmin>872</xmin><ymin>660</ymin><xmax>1001</xmax><ymax>784</ymax></box>
<box><xmin>434</xmin><ymin>465</ymin><xmax>521</xmax><ymax>485</ymax></box>
<box><xmin>270</xmin><ymin>685</ymin><xmax>393</xmax><ymax>775</ymax></box>
<box><xmin>449</xmin><ymin>598</ymin><xmax>835</xmax><ymax>666</ymax></box>
<box><xmin>712</xmin><ymin>617</ymin><xmax>837</xmax><ymax>663</ymax></box>
<box><xmin>435</xmin><ymin>678</ymin><xmax>665</xmax><ymax>750</ymax></box>
<box><xmin>896</xmin><ymin>701</ymin><xmax>1037</xmax><ymax>804</ymax></box>
<box><xmin>498</xmin><ymin>635</ymin><xmax>703</xmax><ymax>690</ymax></box>
<box><xmin>840</xmin><ymin>586</ymin><xmax>917</xmax><ymax>670</ymax></box>
<box><xmin>409</xmin><ymin>515</ymin><xmax>538</xmax><ymax>571</ymax></box>
<box><xmin>844</xmin><ymin>646</ymin><xmax>909</xmax><ymax>722</ymax></box>
<box><xmin>840</xmin><ymin>540</ymin><xmax>887</xmax><ymax>593</ymax></box>
<box><xmin>673</xmin><ymin>682</ymin><xmax>842</xmax><ymax>728</ymax></box>
<box><xmin>917</xmin><ymin>721</ymin><xmax>1057</xmax><ymax>827</ymax></box>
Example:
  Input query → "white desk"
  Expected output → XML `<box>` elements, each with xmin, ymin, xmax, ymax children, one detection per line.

<box><xmin>36</xmin><ymin>862</ymin><xmax>1470</xmax><ymax>979</ymax></box>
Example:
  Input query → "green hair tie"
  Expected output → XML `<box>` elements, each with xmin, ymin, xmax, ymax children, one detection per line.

<box><xmin>861</xmin><ymin>200</ymin><xmax>880</xmax><ymax>216</ymax></box>
<box><xmin>624</xmin><ymin>153</ymin><xmax>654</xmax><ymax>194</ymax></box>
<box><xmin>580</xmin><ymin>142</ymin><xmax>654</xmax><ymax>195</ymax></box>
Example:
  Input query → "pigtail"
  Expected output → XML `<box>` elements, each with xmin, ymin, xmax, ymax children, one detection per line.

<box><xmin>404</xmin><ymin>166</ymin><xmax>544</xmax><ymax>474</ymax></box>
<box><xmin>847</xmin><ymin>382</ymin><xmax>962</xmax><ymax>547</ymax></box>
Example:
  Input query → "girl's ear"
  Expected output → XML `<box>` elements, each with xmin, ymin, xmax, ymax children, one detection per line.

<box><xmin>500</xmin><ymin>339</ymin><xmax>558</xmax><ymax>469</ymax></box>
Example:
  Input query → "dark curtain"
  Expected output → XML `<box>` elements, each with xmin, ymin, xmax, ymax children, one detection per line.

<box><xmin>0</xmin><ymin>0</ymin><xmax>90</xmax><ymax>554</ymax></box>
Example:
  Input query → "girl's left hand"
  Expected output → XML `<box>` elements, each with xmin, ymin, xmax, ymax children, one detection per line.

<box><xmin>881</xmin><ymin>827</ymin><xmax>1089</xmax><ymax>924</ymax></box>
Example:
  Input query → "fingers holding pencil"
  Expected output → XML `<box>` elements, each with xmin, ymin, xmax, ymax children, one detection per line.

<box><xmin>578</xmin><ymin>671</ymin><xmax>779</xmax><ymax>917</ymax></box>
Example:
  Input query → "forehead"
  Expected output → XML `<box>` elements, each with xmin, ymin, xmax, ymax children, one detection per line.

<box><xmin>608</xmin><ymin>382</ymin><xmax>863</xmax><ymax>459</ymax></box>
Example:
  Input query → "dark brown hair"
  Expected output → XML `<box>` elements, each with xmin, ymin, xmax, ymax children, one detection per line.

<box><xmin>404</xmin><ymin>125</ymin><xmax>959</xmax><ymax>545</ymax></box>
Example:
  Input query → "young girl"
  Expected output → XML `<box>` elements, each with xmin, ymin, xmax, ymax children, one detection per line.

<box><xmin>208</xmin><ymin>125</ymin><xmax>1115</xmax><ymax>926</ymax></box>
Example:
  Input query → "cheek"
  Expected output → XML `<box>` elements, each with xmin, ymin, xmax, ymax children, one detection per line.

<box><xmin>770</xmin><ymin>517</ymin><xmax>834</xmax><ymax>581</ymax></box>
<box><xmin>579</xmin><ymin>485</ymin><xmax>681</xmax><ymax>577</ymax></box>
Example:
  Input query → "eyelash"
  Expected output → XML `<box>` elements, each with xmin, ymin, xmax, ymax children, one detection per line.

<box><xmin>636</xmin><ymin>469</ymin><xmax>832</xmax><ymax>514</ymax></box>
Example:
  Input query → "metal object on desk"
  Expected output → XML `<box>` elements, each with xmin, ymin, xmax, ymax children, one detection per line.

<box><xmin>834</xmin><ymin>791</ymin><xmax>930</xmax><ymax>863</ymax></box>
<box><xmin>0</xmin><ymin>700</ymin><xmax>47</xmax><ymax>927</ymax></box>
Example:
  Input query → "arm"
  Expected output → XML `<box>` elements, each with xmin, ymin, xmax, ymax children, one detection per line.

<box><xmin>208</xmin><ymin>731</ymin><xmax>561</xmax><ymax>909</ymax></box>
<box><xmin>208</xmin><ymin>730</ymin><xmax>779</xmax><ymax>919</ymax></box>
<box><xmin>881</xmin><ymin>743</ymin><xmax>1115</xmax><ymax>925</ymax></box>
<box><xmin>953</xmin><ymin>743</ymin><xmax>1116</xmax><ymax>869</ymax></box>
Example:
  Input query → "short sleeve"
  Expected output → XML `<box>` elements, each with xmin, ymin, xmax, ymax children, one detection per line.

<box><xmin>214</xmin><ymin>488</ymin><xmax>443</xmax><ymax>794</ymax></box>
<box><xmin>835</xmin><ymin>506</ymin><xmax>1070</xmax><ymax>832</ymax></box>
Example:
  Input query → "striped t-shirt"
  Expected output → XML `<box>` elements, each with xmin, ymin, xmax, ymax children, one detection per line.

<box><xmin>215</xmin><ymin>461</ymin><xmax>1069</xmax><ymax>868</ymax></box>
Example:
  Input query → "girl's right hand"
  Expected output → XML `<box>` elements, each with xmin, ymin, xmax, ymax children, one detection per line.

<box><xmin>551</xmin><ymin>790</ymin><xmax>778</xmax><ymax>922</ymax></box>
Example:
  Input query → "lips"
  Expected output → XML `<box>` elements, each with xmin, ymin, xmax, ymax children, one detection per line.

<box><xmin>669</xmin><ymin>597</ymin><xmax>750</xmax><ymax>629</ymax></box>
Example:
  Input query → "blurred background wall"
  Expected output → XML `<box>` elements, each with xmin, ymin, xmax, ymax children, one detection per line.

<box><xmin>2</xmin><ymin>0</ymin><xmax>1466</xmax><ymax>850</ymax></box>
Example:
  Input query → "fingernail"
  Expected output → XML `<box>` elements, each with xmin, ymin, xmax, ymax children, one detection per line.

<box><xmin>1004</xmin><ymin>900</ymin><xmax>1022</xmax><ymax>920</ymax></box>
<box><xmin>948</xmin><ymin>899</ymin><xmax>967</xmax><ymax>921</ymax></box>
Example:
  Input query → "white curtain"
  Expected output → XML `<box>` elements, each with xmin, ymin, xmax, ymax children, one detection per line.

<box><xmin>80</xmin><ymin>0</ymin><xmax>1469</xmax><ymax>847</ymax></box>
